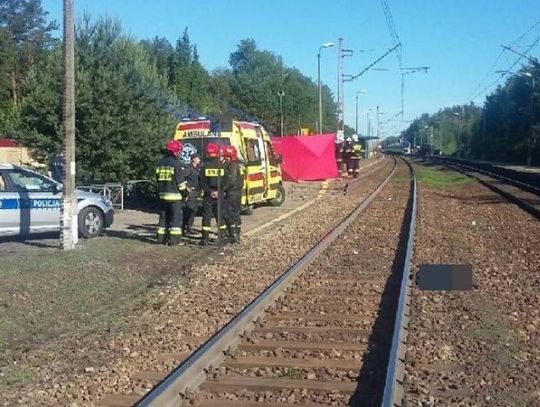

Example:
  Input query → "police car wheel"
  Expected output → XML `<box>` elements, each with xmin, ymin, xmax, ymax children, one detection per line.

<box><xmin>78</xmin><ymin>207</ymin><xmax>104</xmax><ymax>238</ymax></box>
<box><xmin>270</xmin><ymin>184</ymin><xmax>286</xmax><ymax>207</ymax></box>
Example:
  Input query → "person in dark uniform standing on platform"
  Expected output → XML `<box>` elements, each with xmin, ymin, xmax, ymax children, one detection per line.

<box><xmin>182</xmin><ymin>153</ymin><xmax>201</xmax><ymax>236</ymax></box>
<box><xmin>350</xmin><ymin>134</ymin><xmax>363</xmax><ymax>178</ymax></box>
<box><xmin>223</xmin><ymin>145</ymin><xmax>244</xmax><ymax>244</ymax></box>
<box><xmin>155</xmin><ymin>140</ymin><xmax>187</xmax><ymax>246</ymax></box>
<box><xmin>199</xmin><ymin>143</ymin><xmax>229</xmax><ymax>246</ymax></box>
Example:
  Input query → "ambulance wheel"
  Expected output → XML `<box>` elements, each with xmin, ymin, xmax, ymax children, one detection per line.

<box><xmin>242</xmin><ymin>205</ymin><xmax>254</xmax><ymax>215</ymax></box>
<box><xmin>78</xmin><ymin>206</ymin><xmax>104</xmax><ymax>238</ymax></box>
<box><xmin>270</xmin><ymin>184</ymin><xmax>286</xmax><ymax>207</ymax></box>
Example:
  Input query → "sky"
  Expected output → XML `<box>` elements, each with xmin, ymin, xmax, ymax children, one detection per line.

<box><xmin>42</xmin><ymin>0</ymin><xmax>540</xmax><ymax>138</ymax></box>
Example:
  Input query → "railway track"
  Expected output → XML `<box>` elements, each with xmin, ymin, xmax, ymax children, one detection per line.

<box><xmin>100</xmin><ymin>156</ymin><xmax>415</xmax><ymax>407</ymax></box>
<box><xmin>428</xmin><ymin>156</ymin><xmax>540</xmax><ymax>219</ymax></box>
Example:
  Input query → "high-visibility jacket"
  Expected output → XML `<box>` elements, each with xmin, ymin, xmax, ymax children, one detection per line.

<box><xmin>350</xmin><ymin>142</ymin><xmax>363</xmax><ymax>160</ymax></box>
<box><xmin>155</xmin><ymin>154</ymin><xmax>187</xmax><ymax>201</ymax></box>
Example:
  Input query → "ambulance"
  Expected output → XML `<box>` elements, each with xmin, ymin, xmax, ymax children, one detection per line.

<box><xmin>174</xmin><ymin>118</ymin><xmax>285</xmax><ymax>214</ymax></box>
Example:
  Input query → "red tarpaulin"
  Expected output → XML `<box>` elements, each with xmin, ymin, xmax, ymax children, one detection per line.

<box><xmin>271</xmin><ymin>134</ymin><xmax>338</xmax><ymax>182</ymax></box>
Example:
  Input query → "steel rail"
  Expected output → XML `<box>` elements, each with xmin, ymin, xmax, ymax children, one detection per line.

<box><xmin>443</xmin><ymin>162</ymin><xmax>540</xmax><ymax>220</ymax></box>
<box><xmin>381</xmin><ymin>157</ymin><xmax>417</xmax><ymax>407</ymax></box>
<box><xmin>430</xmin><ymin>156</ymin><xmax>540</xmax><ymax>196</ymax></box>
<box><xmin>137</xmin><ymin>158</ymin><xmax>398</xmax><ymax>407</ymax></box>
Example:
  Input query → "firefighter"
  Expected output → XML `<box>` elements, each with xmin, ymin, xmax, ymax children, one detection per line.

<box><xmin>350</xmin><ymin>134</ymin><xmax>363</xmax><ymax>178</ymax></box>
<box><xmin>199</xmin><ymin>143</ymin><xmax>228</xmax><ymax>246</ymax></box>
<box><xmin>223</xmin><ymin>145</ymin><xmax>244</xmax><ymax>244</ymax></box>
<box><xmin>182</xmin><ymin>153</ymin><xmax>201</xmax><ymax>236</ymax></box>
<box><xmin>344</xmin><ymin>137</ymin><xmax>353</xmax><ymax>177</ymax></box>
<box><xmin>335</xmin><ymin>135</ymin><xmax>346</xmax><ymax>178</ymax></box>
<box><xmin>155</xmin><ymin>140</ymin><xmax>187</xmax><ymax>246</ymax></box>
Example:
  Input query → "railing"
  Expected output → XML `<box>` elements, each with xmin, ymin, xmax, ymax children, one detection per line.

<box><xmin>78</xmin><ymin>183</ymin><xmax>124</xmax><ymax>210</ymax></box>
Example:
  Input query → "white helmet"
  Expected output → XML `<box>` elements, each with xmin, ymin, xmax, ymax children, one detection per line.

<box><xmin>352</xmin><ymin>134</ymin><xmax>359</xmax><ymax>142</ymax></box>
<box><xmin>346</xmin><ymin>137</ymin><xmax>352</xmax><ymax>142</ymax></box>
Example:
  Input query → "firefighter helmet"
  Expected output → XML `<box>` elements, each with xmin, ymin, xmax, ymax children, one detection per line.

<box><xmin>166</xmin><ymin>140</ymin><xmax>183</xmax><ymax>157</ymax></box>
<box><xmin>224</xmin><ymin>145</ymin><xmax>238</xmax><ymax>160</ymax></box>
<box><xmin>206</xmin><ymin>143</ymin><xmax>219</xmax><ymax>158</ymax></box>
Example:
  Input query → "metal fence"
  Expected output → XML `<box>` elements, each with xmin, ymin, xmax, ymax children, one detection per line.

<box><xmin>78</xmin><ymin>183</ymin><xmax>124</xmax><ymax>210</ymax></box>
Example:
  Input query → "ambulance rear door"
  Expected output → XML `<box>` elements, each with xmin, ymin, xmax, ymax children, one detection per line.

<box><xmin>242</xmin><ymin>136</ymin><xmax>266</xmax><ymax>205</ymax></box>
<box><xmin>262</xmin><ymin>138</ymin><xmax>281</xmax><ymax>199</ymax></box>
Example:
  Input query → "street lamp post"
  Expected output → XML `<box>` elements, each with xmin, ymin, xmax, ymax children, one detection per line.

<box><xmin>355</xmin><ymin>90</ymin><xmax>367</xmax><ymax>134</ymax></box>
<box><xmin>317</xmin><ymin>42</ymin><xmax>334</xmax><ymax>134</ymax></box>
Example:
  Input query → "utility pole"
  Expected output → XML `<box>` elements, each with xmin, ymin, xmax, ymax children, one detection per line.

<box><xmin>355</xmin><ymin>93</ymin><xmax>358</xmax><ymax>134</ymax></box>
<box><xmin>367</xmin><ymin>111</ymin><xmax>370</xmax><ymax>137</ymax></box>
<box><xmin>336</xmin><ymin>38</ymin><xmax>344</xmax><ymax>140</ymax></box>
<box><xmin>354</xmin><ymin>90</ymin><xmax>367</xmax><ymax>134</ymax></box>
<box><xmin>376</xmin><ymin>105</ymin><xmax>380</xmax><ymax>139</ymax></box>
<box><xmin>61</xmin><ymin>0</ymin><xmax>77</xmax><ymax>250</ymax></box>
<box><xmin>278</xmin><ymin>90</ymin><xmax>285</xmax><ymax>137</ymax></box>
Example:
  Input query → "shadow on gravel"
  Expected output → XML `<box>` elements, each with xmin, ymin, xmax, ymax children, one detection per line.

<box><xmin>349</xmin><ymin>174</ymin><xmax>414</xmax><ymax>406</ymax></box>
<box><xmin>431</xmin><ymin>190</ymin><xmax>508</xmax><ymax>205</ymax></box>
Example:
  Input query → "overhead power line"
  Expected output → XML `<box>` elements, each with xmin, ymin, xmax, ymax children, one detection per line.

<box><xmin>467</xmin><ymin>33</ymin><xmax>540</xmax><ymax>103</ymax></box>
<box><xmin>465</xmin><ymin>16</ymin><xmax>540</xmax><ymax>104</ymax></box>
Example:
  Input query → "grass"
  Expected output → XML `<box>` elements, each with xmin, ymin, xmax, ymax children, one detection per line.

<box><xmin>391</xmin><ymin>175</ymin><xmax>411</xmax><ymax>184</ymax></box>
<box><xmin>414</xmin><ymin>166</ymin><xmax>477</xmax><ymax>188</ymax></box>
<box><xmin>0</xmin><ymin>234</ymin><xmax>205</xmax><ymax>393</ymax></box>
<box><xmin>283</xmin><ymin>368</ymin><xmax>303</xmax><ymax>380</ymax></box>
<box><xmin>0</xmin><ymin>365</ymin><xmax>37</xmax><ymax>388</ymax></box>
<box><xmin>466</xmin><ymin>294</ymin><xmax>519</xmax><ymax>371</ymax></box>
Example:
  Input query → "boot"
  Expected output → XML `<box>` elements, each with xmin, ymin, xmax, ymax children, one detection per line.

<box><xmin>199</xmin><ymin>231</ymin><xmax>209</xmax><ymax>246</ymax></box>
<box><xmin>234</xmin><ymin>226</ymin><xmax>241</xmax><ymax>244</ymax></box>
<box><xmin>156</xmin><ymin>233</ymin><xmax>166</xmax><ymax>244</ymax></box>
<box><xmin>218</xmin><ymin>229</ymin><xmax>228</xmax><ymax>246</ymax></box>
<box><xmin>227</xmin><ymin>226</ymin><xmax>237</xmax><ymax>244</ymax></box>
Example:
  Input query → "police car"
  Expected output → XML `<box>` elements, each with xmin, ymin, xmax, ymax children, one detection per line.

<box><xmin>0</xmin><ymin>163</ymin><xmax>114</xmax><ymax>238</ymax></box>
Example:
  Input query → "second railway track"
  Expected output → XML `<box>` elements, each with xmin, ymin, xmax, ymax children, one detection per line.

<box><xmin>428</xmin><ymin>156</ymin><xmax>540</xmax><ymax>219</ymax></box>
<box><xmin>109</xmin><ymin>157</ymin><xmax>416</xmax><ymax>407</ymax></box>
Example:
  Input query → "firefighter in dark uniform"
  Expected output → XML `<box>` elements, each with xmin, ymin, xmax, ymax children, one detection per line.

<box><xmin>344</xmin><ymin>137</ymin><xmax>353</xmax><ymax>177</ymax></box>
<box><xmin>182</xmin><ymin>153</ymin><xmax>201</xmax><ymax>236</ymax></box>
<box><xmin>155</xmin><ymin>140</ymin><xmax>187</xmax><ymax>245</ymax></box>
<box><xmin>223</xmin><ymin>145</ymin><xmax>244</xmax><ymax>244</ymax></box>
<box><xmin>335</xmin><ymin>136</ymin><xmax>345</xmax><ymax>178</ymax></box>
<box><xmin>199</xmin><ymin>143</ymin><xmax>228</xmax><ymax>246</ymax></box>
<box><xmin>350</xmin><ymin>134</ymin><xmax>363</xmax><ymax>178</ymax></box>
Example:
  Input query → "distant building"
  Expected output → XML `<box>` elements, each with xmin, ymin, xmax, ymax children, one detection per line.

<box><xmin>0</xmin><ymin>139</ymin><xmax>40</xmax><ymax>167</ymax></box>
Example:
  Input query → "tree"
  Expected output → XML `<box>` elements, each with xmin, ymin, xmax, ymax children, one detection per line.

<box><xmin>0</xmin><ymin>0</ymin><xmax>58</xmax><ymax>109</ymax></box>
<box><xmin>17</xmin><ymin>16</ymin><xmax>178</xmax><ymax>183</ymax></box>
<box><xmin>226</xmin><ymin>39</ymin><xmax>336</xmax><ymax>135</ymax></box>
